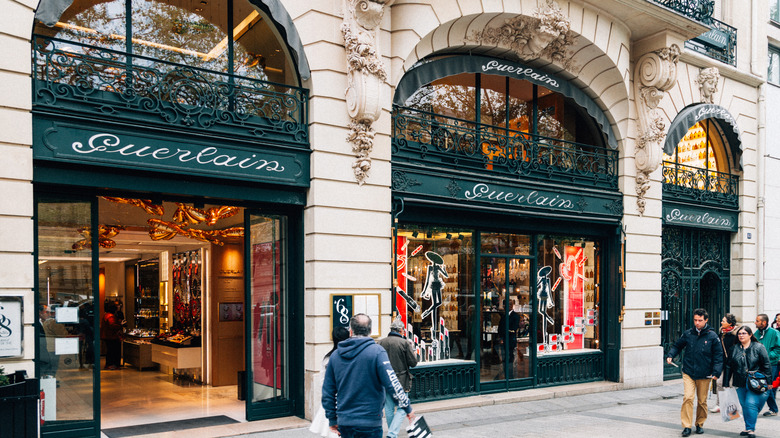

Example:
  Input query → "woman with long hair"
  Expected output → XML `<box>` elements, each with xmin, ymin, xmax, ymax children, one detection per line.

<box><xmin>723</xmin><ymin>325</ymin><xmax>771</xmax><ymax>438</ymax></box>
<box><xmin>309</xmin><ymin>327</ymin><xmax>350</xmax><ymax>438</ymax></box>
<box><xmin>711</xmin><ymin>313</ymin><xmax>738</xmax><ymax>413</ymax></box>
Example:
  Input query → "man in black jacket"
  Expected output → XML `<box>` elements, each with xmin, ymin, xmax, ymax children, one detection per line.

<box><xmin>666</xmin><ymin>308</ymin><xmax>724</xmax><ymax>437</ymax></box>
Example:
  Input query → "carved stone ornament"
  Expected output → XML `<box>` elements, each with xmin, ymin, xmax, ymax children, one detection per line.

<box><xmin>633</xmin><ymin>44</ymin><xmax>680</xmax><ymax>215</ymax></box>
<box><xmin>468</xmin><ymin>0</ymin><xmax>576</xmax><ymax>66</ymax></box>
<box><xmin>342</xmin><ymin>0</ymin><xmax>393</xmax><ymax>185</ymax></box>
<box><xmin>695</xmin><ymin>67</ymin><xmax>720</xmax><ymax>104</ymax></box>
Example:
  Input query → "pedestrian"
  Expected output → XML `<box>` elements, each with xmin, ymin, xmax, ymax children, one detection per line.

<box><xmin>100</xmin><ymin>301</ymin><xmax>123</xmax><ymax>370</ymax></box>
<box><xmin>378</xmin><ymin>319</ymin><xmax>418</xmax><ymax>438</ymax></box>
<box><xmin>722</xmin><ymin>325</ymin><xmax>771</xmax><ymax>438</ymax></box>
<box><xmin>666</xmin><ymin>308</ymin><xmax>724</xmax><ymax>437</ymax></box>
<box><xmin>754</xmin><ymin>313</ymin><xmax>780</xmax><ymax>416</ymax></box>
<box><xmin>322</xmin><ymin>314</ymin><xmax>415</xmax><ymax>438</ymax></box>
<box><xmin>710</xmin><ymin>313</ymin><xmax>738</xmax><ymax>413</ymax></box>
<box><xmin>310</xmin><ymin>326</ymin><xmax>350</xmax><ymax>438</ymax></box>
<box><xmin>772</xmin><ymin>313</ymin><xmax>780</xmax><ymax>331</ymax></box>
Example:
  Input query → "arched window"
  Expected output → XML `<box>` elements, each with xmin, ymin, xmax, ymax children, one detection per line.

<box><xmin>33</xmin><ymin>0</ymin><xmax>298</xmax><ymax>85</ymax></box>
<box><xmin>662</xmin><ymin>119</ymin><xmax>736</xmax><ymax>194</ymax></box>
<box><xmin>394</xmin><ymin>59</ymin><xmax>617</xmax><ymax>189</ymax></box>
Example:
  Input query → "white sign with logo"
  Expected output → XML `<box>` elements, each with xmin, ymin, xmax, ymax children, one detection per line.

<box><xmin>0</xmin><ymin>298</ymin><xmax>22</xmax><ymax>357</ymax></box>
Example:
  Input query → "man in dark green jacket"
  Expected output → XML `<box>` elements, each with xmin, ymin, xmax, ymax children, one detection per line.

<box><xmin>666</xmin><ymin>308</ymin><xmax>724</xmax><ymax>437</ymax></box>
<box><xmin>756</xmin><ymin>313</ymin><xmax>780</xmax><ymax>416</ymax></box>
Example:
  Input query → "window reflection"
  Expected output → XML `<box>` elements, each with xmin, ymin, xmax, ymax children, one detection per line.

<box><xmin>536</xmin><ymin>236</ymin><xmax>600</xmax><ymax>355</ymax></box>
<box><xmin>396</xmin><ymin>227</ymin><xmax>475</xmax><ymax>363</ymax></box>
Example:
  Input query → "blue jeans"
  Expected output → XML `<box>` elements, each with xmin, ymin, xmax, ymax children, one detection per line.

<box><xmin>338</xmin><ymin>425</ymin><xmax>384</xmax><ymax>438</ymax></box>
<box><xmin>736</xmin><ymin>387</ymin><xmax>769</xmax><ymax>432</ymax></box>
<box><xmin>766</xmin><ymin>364</ymin><xmax>778</xmax><ymax>413</ymax></box>
<box><xmin>385</xmin><ymin>390</ymin><xmax>406</xmax><ymax>438</ymax></box>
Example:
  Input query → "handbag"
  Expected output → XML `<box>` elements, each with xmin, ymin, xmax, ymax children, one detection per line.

<box><xmin>407</xmin><ymin>416</ymin><xmax>433</xmax><ymax>438</ymax></box>
<box><xmin>746</xmin><ymin>371</ymin><xmax>770</xmax><ymax>394</ymax></box>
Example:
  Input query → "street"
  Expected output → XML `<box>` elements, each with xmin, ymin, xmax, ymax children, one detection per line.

<box><xmin>238</xmin><ymin>383</ymin><xmax>780</xmax><ymax>438</ymax></box>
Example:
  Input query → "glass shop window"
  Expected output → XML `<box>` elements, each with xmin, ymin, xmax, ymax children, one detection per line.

<box><xmin>395</xmin><ymin>227</ymin><xmax>476</xmax><ymax>363</ymax></box>
<box><xmin>536</xmin><ymin>235</ymin><xmax>601</xmax><ymax>355</ymax></box>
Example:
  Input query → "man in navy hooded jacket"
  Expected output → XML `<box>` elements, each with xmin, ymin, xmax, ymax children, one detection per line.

<box><xmin>322</xmin><ymin>313</ymin><xmax>415</xmax><ymax>438</ymax></box>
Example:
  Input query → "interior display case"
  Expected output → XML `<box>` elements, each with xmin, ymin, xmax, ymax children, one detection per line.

<box><xmin>133</xmin><ymin>259</ymin><xmax>160</xmax><ymax>334</ymax></box>
<box><xmin>172</xmin><ymin>250</ymin><xmax>202</xmax><ymax>335</ymax></box>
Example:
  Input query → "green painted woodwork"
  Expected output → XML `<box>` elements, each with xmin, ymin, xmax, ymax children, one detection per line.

<box><xmin>536</xmin><ymin>352</ymin><xmax>604</xmax><ymax>386</ymax></box>
<box><xmin>391</xmin><ymin>166</ymin><xmax>623</xmax><ymax>222</ymax></box>
<box><xmin>33</xmin><ymin>116</ymin><xmax>310</xmax><ymax>187</ymax></box>
<box><xmin>662</xmin><ymin>204</ymin><xmax>738</xmax><ymax>232</ymax></box>
<box><xmin>408</xmin><ymin>363</ymin><xmax>478</xmax><ymax>402</ymax></box>
<box><xmin>661</xmin><ymin>226</ymin><xmax>731</xmax><ymax>379</ymax></box>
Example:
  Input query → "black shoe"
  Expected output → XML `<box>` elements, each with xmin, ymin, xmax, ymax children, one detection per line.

<box><xmin>747</xmin><ymin>433</ymin><xmax>755</xmax><ymax>438</ymax></box>
<box><xmin>695</xmin><ymin>425</ymin><xmax>703</xmax><ymax>434</ymax></box>
<box><xmin>740</xmin><ymin>432</ymin><xmax>749</xmax><ymax>436</ymax></box>
<box><xmin>682</xmin><ymin>428</ymin><xmax>691</xmax><ymax>437</ymax></box>
<box><xmin>762</xmin><ymin>410</ymin><xmax>778</xmax><ymax>416</ymax></box>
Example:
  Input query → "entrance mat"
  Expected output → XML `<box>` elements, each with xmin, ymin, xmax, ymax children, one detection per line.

<box><xmin>102</xmin><ymin>415</ymin><xmax>239</xmax><ymax>437</ymax></box>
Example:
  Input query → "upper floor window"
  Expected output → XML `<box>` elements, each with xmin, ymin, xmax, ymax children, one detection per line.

<box><xmin>33</xmin><ymin>0</ymin><xmax>298</xmax><ymax>86</ymax></box>
<box><xmin>772</xmin><ymin>0</ymin><xmax>780</xmax><ymax>23</ymax></box>
<box><xmin>770</xmin><ymin>45</ymin><xmax>780</xmax><ymax>86</ymax></box>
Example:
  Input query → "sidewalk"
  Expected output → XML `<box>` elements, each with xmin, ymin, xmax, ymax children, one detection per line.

<box><xmin>134</xmin><ymin>380</ymin><xmax>780</xmax><ymax>437</ymax></box>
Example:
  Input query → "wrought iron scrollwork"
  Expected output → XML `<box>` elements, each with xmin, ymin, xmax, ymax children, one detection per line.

<box><xmin>392</xmin><ymin>106</ymin><xmax>618</xmax><ymax>190</ymax></box>
<box><xmin>32</xmin><ymin>35</ymin><xmax>308</xmax><ymax>146</ymax></box>
<box><xmin>662</xmin><ymin>161</ymin><xmax>738</xmax><ymax>208</ymax></box>
<box><xmin>649</xmin><ymin>0</ymin><xmax>715</xmax><ymax>23</ymax></box>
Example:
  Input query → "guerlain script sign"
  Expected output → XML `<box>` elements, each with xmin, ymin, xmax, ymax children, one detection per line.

<box><xmin>464</xmin><ymin>183</ymin><xmax>575</xmax><ymax>209</ymax></box>
<box><xmin>663</xmin><ymin>205</ymin><xmax>738</xmax><ymax>232</ymax></box>
<box><xmin>35</xmin><ymin>119</ymin><xmax>307</xmax><ymax>185</ymax></box>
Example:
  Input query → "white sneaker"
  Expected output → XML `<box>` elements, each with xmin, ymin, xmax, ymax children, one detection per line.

<box><xmin>710</xmin><ymin>406</ymin><xmax>720</xmax><ymax>413</ymax></box>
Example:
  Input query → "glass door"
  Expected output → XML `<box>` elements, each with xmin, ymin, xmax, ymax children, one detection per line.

<box><xmin>36</xmin><ymin>196</ymin><xmax>99</xmax><ymax>436</ymax></box>
<box><xmin>246</xmin><ymin>212</ymin><xmax>294</xmax><ymax>419</ymax></box>
<box><xmin>479</xmin><ymin>257</ymin><xmax>533</xmax><ymax>390</ymax></box>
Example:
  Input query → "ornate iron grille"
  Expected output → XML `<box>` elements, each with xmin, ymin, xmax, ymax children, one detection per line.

<box><xmin>536</xmin><ymin>353</ymin><xmax>604</xmax><ymax>386</ymax></box>
<box><xmin>32</xmin><ymin>35</ymin><xmax>309</xmax><ymax>147</ymax></box>
<box><xmin>648</xmin><ymin>0</ymin><xmax>715</xmax><ymax>22</ymax></box>
<box><xmin>392</xmin><ymin>106</ymin><xmax>619</xmax><ymax>189</ymax></box>
<box><xmin>408</xmin><ymin>364</ymin><xmax>478</xmax><ymax>402</ymax></box>
<box><xmin>661</xmin><ymin>226</ymin><xmax>730</xmax><ymax>379</ymax></box>
<box><xmin>685</xmin><ymin>17</ymin><xmax>737</xmax><ymax>66</ymax></box>
<box><xmin>662</xmin><ymin>161</ymin><xmax>738</xmax><ymax>208</ymax></box>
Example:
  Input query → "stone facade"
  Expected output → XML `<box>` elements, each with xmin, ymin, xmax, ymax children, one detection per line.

<box><xmin>0</xmin><ymin>0</ymin><xmax>768</xmax><ymax>423</ymax></box>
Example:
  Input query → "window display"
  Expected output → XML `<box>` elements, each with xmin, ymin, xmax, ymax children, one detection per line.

<box><xmin>395</xmin><ymin>228</ymin><xmax>475</xmax><ymax>362</ymax></box>
<box><xmin>536</xmin><ymin>236</ymin><xmax>600</xmax><ymax>355</ymax></box>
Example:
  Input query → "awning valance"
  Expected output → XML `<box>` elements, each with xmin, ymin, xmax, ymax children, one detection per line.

<box><xmin>394</xmin><ymin>55</ymin><xmax>618</xmax><ymax>149</ymax></box>
<box><xmin>35</xmin><ymin>0</ymin><xmax>311</xmax><ymax>81</ymax></box>
<box><xmin>664</xmin><ymin>104</ymin><xmax>742</xmax><ymax>169</ymax></box>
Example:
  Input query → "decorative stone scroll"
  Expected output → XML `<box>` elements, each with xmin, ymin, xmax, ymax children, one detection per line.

<box><xmin>468</xmin><ymin>0</ymin><xmax>576</xmax><ymax>66</ymax></box>
<box><xmin>633</xmin><ymin>44</ymin><xmax>681</xmax><ymax>215</ymax></box>
<box><xmin>342</xmin><ymin>0</ymin><xmax>392</xmax><ymax>185</ymax></box>
<box><xmin>695</xmin><ymin>67</ymin><xmax>720</xmax><ymax>104</ymax></box>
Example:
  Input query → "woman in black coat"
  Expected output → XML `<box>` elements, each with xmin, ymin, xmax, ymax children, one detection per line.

<box><xmin>722</xmin><ymin>325</ymin><xmax>771</xmax><ymax>438</ymax></box>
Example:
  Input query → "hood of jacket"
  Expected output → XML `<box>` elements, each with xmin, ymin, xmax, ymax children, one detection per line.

<box><xmin>336</xmin><ymin>336</ymin><xmax>376</xmax><ymax>360</ymax></box>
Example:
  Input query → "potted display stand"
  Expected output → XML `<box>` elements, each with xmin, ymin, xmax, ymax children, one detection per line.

<box><xmin>0</xmin><ymin>368</ymin><xmax>40</xmax><ymax>438</ymax></box>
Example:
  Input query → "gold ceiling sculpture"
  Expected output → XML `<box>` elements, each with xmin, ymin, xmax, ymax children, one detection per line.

<box><xmin>72</xmin><ymin>225</ymin><xmax>126</xmax><ymax>250</ymax></box>
<box><xmin>173</xmin><ymin>203</ymin><xmax>240</xmax><ymax>226</ymax></box>
<box><xmin>102</xmin><ymin>197</ymin><xmax>165</xmax><ymax>216</ymax></box>
<box><xmin>98</xmin><ymin>197</ymin><xmax>244</xmax><ymax>246</ymax></box>
<box><xmin>148</xmin><ymin>219</ymin><xmax>244</xmax><ymax>246</ymax></box>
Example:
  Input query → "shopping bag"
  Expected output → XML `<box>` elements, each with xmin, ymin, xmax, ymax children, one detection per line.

<box><xmin>720</xmin><ymin>387</ymin><xmax>742</xmax><ymax>422</ymax></box>
<box><xmin>407</xmin><ymin>415</ymin><xmax>433</xmax><ymax>438</ymax></box>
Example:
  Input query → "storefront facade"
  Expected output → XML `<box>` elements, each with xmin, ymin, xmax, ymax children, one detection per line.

<box><xmin>0</xmin><ymin>0</ymin><xmax>769</xmax><ymax>434</ymax></box>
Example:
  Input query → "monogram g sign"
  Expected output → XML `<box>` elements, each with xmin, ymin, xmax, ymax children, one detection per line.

<box><xmin>0</xmin><ymin>297</ymin><xmax>22</xmax><ymax>358</ymax></box>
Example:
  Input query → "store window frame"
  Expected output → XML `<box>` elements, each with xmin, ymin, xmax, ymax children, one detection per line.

<box><xmin>394</xmin><ymin>216</ymin><xmax>615</xmax><ymax>400</ymax></box>
<box><xmin>769</xmin><ymin>45</ymin><xmax>780</xmax><ymax>87</ymax></box>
